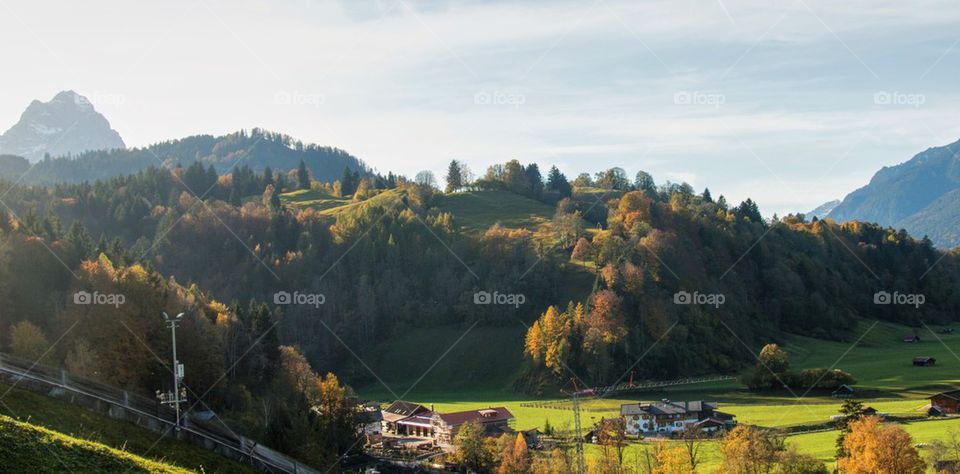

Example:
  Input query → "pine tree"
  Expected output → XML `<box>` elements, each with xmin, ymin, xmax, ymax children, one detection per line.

<box><xmin>296</xmin><ymin>160</ymin><xmax>311</xmax><ymax>190</ymax></box>
<box><xmin>445</xmin><ymin>160</ymin><xmax>463</xmax><ymax>193</ymax></box>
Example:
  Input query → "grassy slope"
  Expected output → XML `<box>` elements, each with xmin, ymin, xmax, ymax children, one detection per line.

<box><xmin>0</xmin><ymin>382</ymin><xmax>253</xmax><ymax>473</ymax></box>
<box><xmin>280</xmin><ymin>188</ymin><xmax>349</xmax><ymax>212</ymax></box>
<box><xmin>436</xmin><ymin>190</ymin><xmax>555</xmax><ymax>234</ymax></box>
<box><xmin>0</xmin><ymin>414</ymin><xmax>189</xmax><ymax>473</ymax></box>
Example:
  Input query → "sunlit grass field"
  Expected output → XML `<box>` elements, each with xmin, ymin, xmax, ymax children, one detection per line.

<box><xmin>360</xmin><ymin>319</ymin><xmax>960</xmax><ymax>470</ymax></box>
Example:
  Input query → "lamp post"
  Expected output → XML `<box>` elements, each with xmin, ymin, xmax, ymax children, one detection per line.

<box><xmin>157</xmin><ymin>312</ymin><xmax>186</xmax><ymax>430</ymax></box>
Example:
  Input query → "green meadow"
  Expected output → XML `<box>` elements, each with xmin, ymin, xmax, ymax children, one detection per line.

<box><xmin>360</xmin><ymin>318</ymin><xmax>960</xmax><ymax>469</ymax></box>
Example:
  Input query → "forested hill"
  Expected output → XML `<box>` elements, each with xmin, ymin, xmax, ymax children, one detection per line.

<box><xmin>2</xmin><ymin>159</ymin><xmax>958</xmax><ymax>399</ymax></box>
<box><xmin>0</xmin><ymin>128</ymin><xmax>367</xmax><ymax>185</ymax></box>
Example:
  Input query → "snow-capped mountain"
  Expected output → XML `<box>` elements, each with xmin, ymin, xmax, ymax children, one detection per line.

<box><xmin>0</xmin><ymin>90</ymin><xmax>125</xmax><ymax>162</ymax></box>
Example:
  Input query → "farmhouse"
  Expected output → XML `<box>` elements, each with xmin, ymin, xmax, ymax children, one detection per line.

<box><xmin>930</xmin><ymin>390</ymin><xmax>960</xmax><ymax>414</ymax></box>
<box><xmin>913</xmin><ymin>356</ymin><xmax>936</xmax><ymax>366</ymax></box>
<box><xmin>620</xmin><ymin>400</ymin><xmax>735</xmax><ymax>436</ymax></box>
<box><xmin>430</xmin><ymin>407</ymin><xmax>514</xmax><ymax>446</ymax></box>
<box><xmin>381</xmin><ymin>401</ymin><xmax>433</xmax><ymax>436</ymax></box>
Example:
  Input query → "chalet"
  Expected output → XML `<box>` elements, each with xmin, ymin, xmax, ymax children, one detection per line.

<box><xmin>430</xmin><ymin>407</ymin><xmax>514</xmax><ymax>447</ymax></box>
<box><xmin>904</xmin><ymin>335</ymin><xmax>921</xmax><ymax>343</ymax></box>
<box><xmin>930</xmin><ymin>390</ymin><xmax>960</xmax><ymax>414</ymax></box>
<box><xmin>913</xmin><ymin>356</ymin><xmax>936</xmax><ymax>367</ymax></box>
<box><xmin>831</xmin><ymin>384</ymin><xmax>855</xmax><ymax>398</ymax></box>
<box><xmin>381</xmin><ymin>401</ymin><xmax>432</xmax><ymax>436</ymax></box>
<box><xmin>620</xmin><ymin>400</ymin><xmax>735</xmax><ymax>436</ymax></box>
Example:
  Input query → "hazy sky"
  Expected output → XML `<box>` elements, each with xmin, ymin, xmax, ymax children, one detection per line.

<box><xmin>2</xmin><ymin>0</ymin><xmax>959</xmax><ymax>215</ymax></box>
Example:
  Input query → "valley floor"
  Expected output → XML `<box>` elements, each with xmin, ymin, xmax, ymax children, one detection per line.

<box><xmin>360</xmin><ymin>320</ymin><xmax>960</xmax><ymax>470</ymax></box>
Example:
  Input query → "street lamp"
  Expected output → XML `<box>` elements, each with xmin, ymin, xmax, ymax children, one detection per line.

<box><xmin>157</xmin><ymin>312</ymin><xmax>187</xmax><ymax>430</ymax></box>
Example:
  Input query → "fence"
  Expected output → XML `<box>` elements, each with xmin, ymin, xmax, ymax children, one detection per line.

<box><xmin>0</xmin><ymin>352</ymin><xmax>317</xmax><ymax>474</ymax></box>
<box><xmin>519</xmin><ymin>375</ymin><xmax>738</xmax><ymax>410</ymax></box>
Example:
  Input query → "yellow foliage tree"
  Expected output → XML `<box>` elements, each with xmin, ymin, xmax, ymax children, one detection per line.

<box><xmin>718</xmin><ymin>425</ymin><xmax>777</xmax><ymax>474</ymax></box>
<box><xmin>652</xmin><ymin>445</ymin><xmax>694</xmax><ymax>474</ymax></box>
<box><xmin>837</xmin><ymin>416</ymin><xmax>925</xmax><ymax>474</ymax></box>
<box><xmin>9</xmin><ymin>321</ymin><xmax>49</xmax><ymax>362</ymax></box>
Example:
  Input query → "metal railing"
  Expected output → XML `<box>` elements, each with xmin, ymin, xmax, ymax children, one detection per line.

<box><xmin>0</xmin><ymin>352</ymin><xmax>316</xmax><ymax>474</ymax></box>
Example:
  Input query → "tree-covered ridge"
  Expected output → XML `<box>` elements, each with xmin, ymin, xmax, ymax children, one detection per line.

<box><xmin>523</xmin><ymin>182</ymin><xmax>959</xmax><ymax>389</ymax></box>
<box><xmin>3</xmin><ymin>157</ymin><xmax>959</xmax><ymax>399</ymax></box>
<box><xmin>4</xmin><ymin>128</ymin><xmax>368</xmax><ymax>185</ymax></box>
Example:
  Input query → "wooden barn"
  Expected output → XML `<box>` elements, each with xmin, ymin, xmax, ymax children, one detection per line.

<box><xmin>831</xmin><ymin>384</ymin><xmax>855</xmax><ymax>398</ymax></box>
<box><xmin>930</xmin><ymin>390</ymin><xmax>960</xmax><ymax>414</ymax></box>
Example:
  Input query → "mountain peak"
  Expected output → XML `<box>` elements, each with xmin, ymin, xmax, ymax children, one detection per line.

<box><xmin>0</xmin><ymin>90</ymin><xmax>125</xmax><ymax>162</ymax></box>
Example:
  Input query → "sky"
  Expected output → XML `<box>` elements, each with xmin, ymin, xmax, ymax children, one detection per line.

<box><xmin>1</xmin><ymin>0</ymin><xmax>959</xmax><ymax>216</ymax></box>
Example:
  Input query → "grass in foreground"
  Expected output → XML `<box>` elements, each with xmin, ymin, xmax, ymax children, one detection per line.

<box><xmin>0</xmin><ymin>414</ymin><xmax>190</xmax><ymax>473</ymax></box>
<box><xmin>0</xmin><ymin>382</ymin><xmax>253</xmax><ymax>473</ymax></box>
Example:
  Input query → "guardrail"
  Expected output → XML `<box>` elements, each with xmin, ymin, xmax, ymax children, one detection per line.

<box><xmin>0</xmin><ymin>352</ymin><xmax>317</xmax><ymax>473</ymax></box>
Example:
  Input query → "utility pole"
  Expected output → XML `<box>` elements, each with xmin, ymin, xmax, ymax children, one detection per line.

<box><xmin>157</xmin><ymin>312</ymin><xmax>187</xmax><ymax>430</ymax></box>
<box><xmin>572</xmin><ymin>390</ymin><xmax>585</xmax><ymax>474</ymax></box>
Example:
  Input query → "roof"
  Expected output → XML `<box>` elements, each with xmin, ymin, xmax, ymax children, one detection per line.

<box><xmin>397</xmin><ymin>412</ymin><xmax>436</xmax><ymax>428</ymax></box>
<box><xmin>832</xmin><ymin>384</ymin><xmax>855</xmax><ymax>393</ymax></box>
<box><xmin>435</xmin><ymin>407</ymin><xmax>514</xmax><ymax>426</ymax></box>
<box><xmin>384</xmin><ymin>400</ymin><xmax>430</xmax><ymax>416</ymax></box>
<box><xmin>932</xmin><ymin>390</ymin><xmax>960</xmax><ymax>400</ymax></box>
<box><xmin>914</xmin><ymin>356</ymin><xmax>936</xmax><ymax>362</ymax></box>
<box><xmin>620</xmin><ymin>400</ymin><xmax>718</xmax><ymax>417</ymax></box>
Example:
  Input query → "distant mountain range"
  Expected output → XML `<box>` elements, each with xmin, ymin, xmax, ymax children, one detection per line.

<box><xmin>828</xmin><ymin>139</ymin><xmax>960</xmax><ymax>247</ymax></box>
<box><xmin>806</xmin><ymin>199</ymin><xmax>840</xmax><ymax>220</ymax></box>
<box><xmin>0</xmin><ymin>91</ymin><xmax>367</xmax><ymax>184</ymax></box>
<box><xmin>0</xmin><ymin>91</ymin><xmax>125</xmax><ymax>162</ymax></box>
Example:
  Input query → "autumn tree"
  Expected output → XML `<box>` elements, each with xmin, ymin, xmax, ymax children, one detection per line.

<box><xmin>9</xmin><ymin>320</ymin><xmax>50</xmax><ymax>362</ymax></box>
<box><xmin>455</xmin><ymin>420</ymin><xmax>496</xmax><ymax>472</ymax></box>
<box><xmin>571</xmin><ymin>237</ymin><xmax>594</xmax><ymax>261</ymax></box>
<box><xmin>596</xmin><ymin>417</ymin><xmax>628</xmax><ymax>467</ymax></box>
<box><xmin>652</xmin><ymin>444</ymin><xmax>694</xmax><ymax>474</ymax></box>
<box><xmin>498</xmin><ymin>433</ymin><xmax>530</xmax><ymax>474</ymax></box>
<box><xmin>837</xmin><ymin>416</ymin><xmax>925</xmax><ymax>474</ymax></box>
<box><xmin>747</xmin><ymin>344</ymin><xmax>790</xmax><ymax>389</ymax></box>
<box><xmin>718</xmin><ymin>425</ymin><xmax>778</xmax><ymax>474</ymax></box>
<box><xmin>678</xmin><ymin>425</ymin><xmax>704</xmax><ymax>470</ymax></box>
<box><xmin>531</xmin><ymin>448</ymin><xmax>572</xmax><ymax>474</ymax></box>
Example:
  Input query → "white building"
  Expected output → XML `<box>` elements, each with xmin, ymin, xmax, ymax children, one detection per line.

<box><xmin>620</xmin><ymin>400</ymin><xmax>734</xmax><ymax>436</ymax></box>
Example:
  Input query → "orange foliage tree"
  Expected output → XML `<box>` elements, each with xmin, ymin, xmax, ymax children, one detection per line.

<box><xmin>837</xmin><ymin>416</ymin><xmax>924</xmax><ymax>474</ymax></box>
